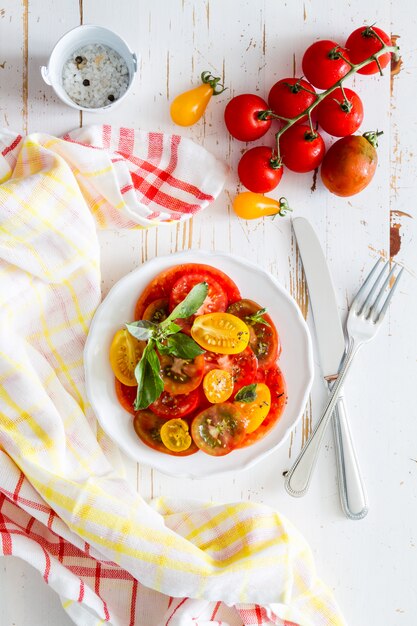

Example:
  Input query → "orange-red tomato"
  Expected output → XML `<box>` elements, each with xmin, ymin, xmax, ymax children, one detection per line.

<box><xmin>320</xmin><ymin>132</ymin><xmax>379</xmax><ymax>196</ymax></box>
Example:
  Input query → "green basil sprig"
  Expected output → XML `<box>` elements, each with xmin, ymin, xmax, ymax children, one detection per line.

<box><xmin>246</xmin><ymin>308</ymin><xmax>271</xmax><ymax>327</ymax></box>
<box><xmin>126</xmin><ymin>281</ymin><xmax>208</xmax><ymax>410</ymax></box>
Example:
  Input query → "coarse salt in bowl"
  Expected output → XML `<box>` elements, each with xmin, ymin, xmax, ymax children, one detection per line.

<box><xmin>41</xmin><ymin>25</ymin><xmax>137</xmax><ymax>113</ymax></box>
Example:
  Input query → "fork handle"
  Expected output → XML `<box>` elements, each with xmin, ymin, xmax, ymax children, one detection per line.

<box><xmin>332</xmin><ymin>393</ymin><xmax>368</xmax><ymax>520</ymax></box>
<box><xmin>285</xmin><ymin>340</ymin><xmax>359</xmax><ymax>497</ymax></box>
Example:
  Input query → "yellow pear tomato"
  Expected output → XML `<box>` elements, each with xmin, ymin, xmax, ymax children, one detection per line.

<box><xmin>170</xmin><ymin>71</ymin><xmax>226</xmax><ymax>126</ymax></box>
<box><xmin>233</xmin><ymin>192</ymin><xmax>291</xmax><ymax>220</ymax></box>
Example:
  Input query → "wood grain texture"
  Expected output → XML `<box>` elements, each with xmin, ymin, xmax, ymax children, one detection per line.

<box><xmin>0</xmin><ymin>1</ymin><xmax>416</xmax><ymax>625</ymax></box>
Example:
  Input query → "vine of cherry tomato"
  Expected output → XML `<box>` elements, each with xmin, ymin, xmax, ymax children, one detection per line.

<box><xmin>221</xmin><ymin>24</ymin><xmax>396</xmax><ymax>214</ymax></box>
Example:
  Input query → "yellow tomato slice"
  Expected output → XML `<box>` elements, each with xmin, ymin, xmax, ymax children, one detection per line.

<box><xmin>109</xmin><ymin>329</ymin><xmax>145</xmax><ymax>387</ymax></box>
<box><xmin>234</xmin><ymin>383</ymin><xmax>271</xmax><ymax>433</ymax></box>
<box><xmin>191</xmin><ymin>312</ymin><xmax>250</xmax><ymax>354</ymax></box>
<box><xmin>160</xmin><ymin>419</ymin><xmax>192</xmax><ymax>452</ymax></box>
<box><xmin>203</xmin><ymin>369</ymin><xmax>234</xmax><ymax>403</ymax></box>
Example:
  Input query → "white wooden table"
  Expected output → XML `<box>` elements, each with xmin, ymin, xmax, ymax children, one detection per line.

<box><xmin>0</xmin><ymin>1</ymin><xmax>416</xmax><ymax>625</ymax></box>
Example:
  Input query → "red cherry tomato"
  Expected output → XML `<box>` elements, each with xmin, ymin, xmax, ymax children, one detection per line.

<box><xmin>345</xmin><ymin>26</ymin><xmax>392</xmax><ymax>75</ymax></box>
<box><xmin>203</xmin><ymin>347</ymin><xmax>258</xmax><ymax>393</ymax></box>
<box><xmin>115</xmin><ymin>378</ymin><xmax>137</xmax><ymax>414</ymax></box>
<box><xmin>320</xmin><ymin>132</ymin><xmax>379</xmax><ymax>197</ymax></box>
<box><xmin>268</xmin><ymin>78</ymin><xmax>317</xmax><ymax>124</ymax></box>
<box><xmin>224</xmin><ymin>94</ymin><xmax>272</xmax><ymax>141</ymax></box>
<box><xmin>317</xmin><ymin>87</ymin><xmax>364</xmax><ymax>137</ymax></box>
<box><xmin>238</xmin><ymin>147</ymin><xmax>283</xmax><ymax>193</ymax></box>
<box><xmin>191</xmin><ymin>403</ymin><xmax>246</xmax><ymax>456</ymax></box>
<box><xmin>302</xmin><ymin>40</ymin><xmax>351</xmax><ymax>89</ymax></box>
<box><xmin>149</xmin><ymin>388</ymin><xmax>200</xmax><ymax>418</ymax></box>
<box><xmin>134</xmin><ymin>264</ymin><xmax>241</xmax><ymax>319</ymax></box>
<box><xmin>226</xmin><ymin>299</ymin><xmax>280</xmax><ymax>369</ymax></box>
<box><xmin>237</xmin><ymin>366</ymin><xmax>287</xmax><ymax>448</ymax></box>
<box><xmin>133</xmin><ymin>410</ymin><xmax>198</xmax><ymax>456</ymax></box>
<box><xmin>279</xmin><ymin>125</ymin><xmax>325</xmax><ymax>173</ymax></box>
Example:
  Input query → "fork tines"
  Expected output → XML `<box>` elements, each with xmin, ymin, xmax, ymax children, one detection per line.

<box><xmin>353</xmin><ymin>258</ymin><xmax>404</xmax><ymax>323</ymax></box>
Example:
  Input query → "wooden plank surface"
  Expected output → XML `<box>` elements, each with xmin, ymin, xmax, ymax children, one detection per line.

<box><xmin>0</xmin><ymin>1</ymin><xmax>416</xmax><ymax>624</ymax></box>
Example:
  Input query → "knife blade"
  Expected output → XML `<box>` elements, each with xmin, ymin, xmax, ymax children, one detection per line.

<box><xmin>291</xmin><ymin>217</ymin><xmax>368</xmax><ymax>520</ymax></box>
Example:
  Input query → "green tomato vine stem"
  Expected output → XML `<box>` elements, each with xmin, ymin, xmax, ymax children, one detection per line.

<box><xmin>264</xmin><ymin>32</ymin><xmax>400</xmax><ymax>160</ymax></box>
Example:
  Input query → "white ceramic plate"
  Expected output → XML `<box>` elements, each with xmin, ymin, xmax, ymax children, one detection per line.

<box><xmin>84</xmin><ymin>250</ymin><xmax>314</xmax><ymax>478</ymax></box>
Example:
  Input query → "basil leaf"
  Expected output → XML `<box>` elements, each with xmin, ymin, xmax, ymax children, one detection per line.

<box><xmin>163</xmin><ymin>282</ymin><xmax>208</xmax><ymax>324</ymax></box>
<box><xmin>163</xmin><ymin>321</ymin><xmax>182</xmax><ymax>335</ymax></box>
<box><xmin>126</xmin><ymin>320</ymin><xmax>156</xmax><ymax>341</ymax></box>
<box><xmin>246</xmin><ymin>308</ymin><xmax>271</xmax><ymax>327</ymax></box>
<box><xmin>166</xmin><ymin>333</ymin><xmax>205</xmax><ymax>359</ymax></box>
<box><xmin>155</xmin><ymin>339</ymin><xmax>171</xmax><ymax>355</ymax></box>
<box><xmin>134</xmin><ymin>343</ymin><xmax>164</xmax><ymax>410</ymax></box>
<box><xmin>235</xmin><ymin>383</ymin><xmax>257</xmax><ymax>403</ymax></box>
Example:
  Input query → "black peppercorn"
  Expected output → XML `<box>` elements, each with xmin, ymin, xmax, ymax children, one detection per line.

<box><xmin>108</xmin><ymin>94</ymin><xmax>115</xmax><ymax>102</ymax></box>
<box><xmin>75</xmin><ymin>56</ymin><xmax>83</xmax><ymax>64</ymax></box>
<box><xmin>83</xmin><ymin>79</ymin><xmax>90</xmax><ymax>86</ymax></box>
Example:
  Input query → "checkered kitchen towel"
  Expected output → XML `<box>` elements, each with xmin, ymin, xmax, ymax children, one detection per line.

<box><xmin>0</xmin><ymin>126</ymin><xmax>345</xmax><ymax>626</ymax></box>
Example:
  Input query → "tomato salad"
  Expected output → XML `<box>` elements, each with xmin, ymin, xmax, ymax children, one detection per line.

<box><xmin>110</xmin><ymin>263</ymin><xmax>286</xmax><ymax>457</ymax></box>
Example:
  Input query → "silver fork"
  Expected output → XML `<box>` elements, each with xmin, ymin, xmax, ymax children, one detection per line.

<box><xmin>285</xmin><ymin>259</ymin><xmax>403</xmax><ymax>497</ymax></box>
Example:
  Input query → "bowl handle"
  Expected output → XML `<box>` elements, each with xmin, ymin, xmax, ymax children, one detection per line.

<box><xmin>40</xmin><ymin>66</ymin><xmax>52</xmax><ymax>85</ymax></box>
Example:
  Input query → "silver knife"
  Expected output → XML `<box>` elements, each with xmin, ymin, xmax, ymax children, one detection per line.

<box><xmin>289</xmin><ymin>217</ymin><xmax>368</xmax><ymax>520</ymax></box>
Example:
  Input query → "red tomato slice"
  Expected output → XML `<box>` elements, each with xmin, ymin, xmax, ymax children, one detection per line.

<box><xmin>237</xmin><ymin>366</ymin><xmax>287</xmax><ymax>448</ymax></box>
<box><xmin>134</xmin><ymin>264</ymin><xmax>241</xmax><ymax>319</ymax></box>
<box><xmin>227</xmin><ymin>299</ymin><xmax>280</xmax><ymax>368</ymax></box>
<box><xmin>169</xmin><ymin>273</ymin><xmax>228</xmax><ymax>332</ymax></box>
<box><xmin>149</xmin><ymin>388</ymin><xmax>200</xmax><ymax>418</ymax></box>
<box><xmin>133</xmin><ymin>410</ymin><xmax>198</xmax><ymax>456</ymax></box>
<box><xmin>115</xmin><ymin>378</ymin><xmax>137</xmax><ymax>415</ymax></box>
<box><xmin>203</xmin><ymin>346</ymin><xmax>258</xmax><ymax>393</ymax></box>
<box><xmin>142</xmin><ymin>298</ymin><xmax>169</xmax><ymax>323</ymax></box>
<box><xmin>191</xmin><ymin>403</ymin><xmax>246</xmax><ymax>456</ymax></box>
<box><xmin>170</xmin><ymin>273</ymin><xmax>227</xmax><ymax>314</ymax></box>
<box><xmin>158</xmin><ymin>352</ymin><xmax>205</xmax><ymax>395</ymax></box>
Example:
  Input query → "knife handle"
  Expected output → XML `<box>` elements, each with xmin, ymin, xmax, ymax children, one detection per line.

<box><xmin>332</xmin><ymin>391</ymin><xmax>368</xmax><ymax>520</ymax></box>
